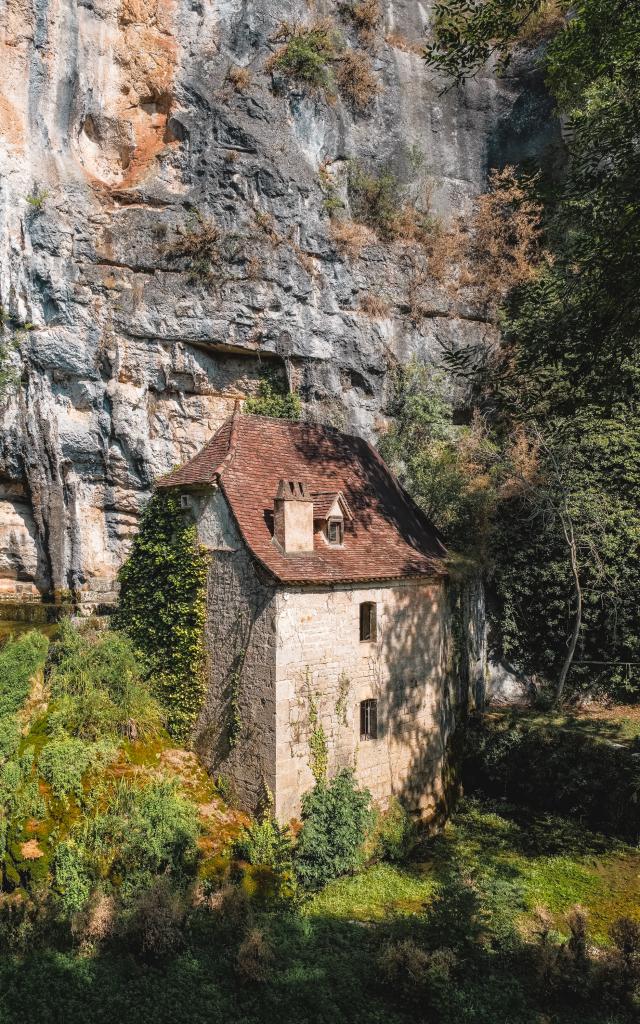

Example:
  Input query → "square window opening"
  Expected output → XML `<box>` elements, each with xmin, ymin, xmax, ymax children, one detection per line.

<box><xmin>360</xmin><ymin>698</ymin><xmax>378</xmax><ymax>740</ymax></box>
<box><xmin>359</xmin><ymin>601</ymin><xmax>377</xmax><ymax>642</ymax></box>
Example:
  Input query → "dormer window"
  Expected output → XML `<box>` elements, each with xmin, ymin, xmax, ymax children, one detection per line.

<box><xmin>327</xmin><ymin>518</ymin><xmax>343</xmax><ymax>545</ymax></box>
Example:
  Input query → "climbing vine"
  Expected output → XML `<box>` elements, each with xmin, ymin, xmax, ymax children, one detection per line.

<box><xmin>335</xmin><ymin>671</ymin><xmax>351</xmax><ymax>727</ymax></box>
<box><xmin>307</xmin><ymin>687</ymin><xmax>328</xmax><ymax>784</ymax></box>
<box><xmin>114</xmin><ymin>490</ymin><xmax>209</xmax><ymax>742</ymax></box>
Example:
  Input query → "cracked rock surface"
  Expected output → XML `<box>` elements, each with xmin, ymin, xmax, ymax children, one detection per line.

<box><xmin>0</xmin><ymin>0</ymin><xmax>562</xmax><ymax>604</ymax></box>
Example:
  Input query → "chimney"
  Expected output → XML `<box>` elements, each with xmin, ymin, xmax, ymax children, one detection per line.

<box><xmin>274</xmin><ymin>480</ymin><xmax>314</xmax><ymax>553</ymax></box>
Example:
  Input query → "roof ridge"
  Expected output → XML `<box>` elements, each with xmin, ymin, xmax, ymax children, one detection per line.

<box><xmin>216</xmin><ymin>402</ymin><xmax>242</xmax><ymax>480</ymax></box>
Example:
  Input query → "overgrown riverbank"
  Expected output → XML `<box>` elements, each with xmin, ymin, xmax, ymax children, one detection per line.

<box><xmin>0</xmin><ymin>628</ymin><xmax>637</xmax><ymax>1023</ymax></box>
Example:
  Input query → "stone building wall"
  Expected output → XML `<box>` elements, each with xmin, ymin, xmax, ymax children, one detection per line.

<box><xmin>192</xmin><ymin>488</ymin><xmax>278</xmax><ymax>812</ymax></box>
<box><xmin>273</xmin><ymin>579</ymin><xmax>455</xmax><ymax>822</ymax></box>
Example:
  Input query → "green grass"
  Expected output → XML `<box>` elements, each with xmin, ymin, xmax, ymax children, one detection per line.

<box><xmin>489</xmin><ymin>705</ymin><xmax>640</xmax><ymax>746</ymax></box>
<box><xmin>306</xmin><ymin>862</ymin><xmax>436</xmax><ymax>921</ymax></box>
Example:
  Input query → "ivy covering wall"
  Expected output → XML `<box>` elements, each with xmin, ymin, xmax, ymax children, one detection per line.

<box><xmin>114</xmin><ymin>491</ymin><xmax>209</xmax><ymax>741</ymax></box>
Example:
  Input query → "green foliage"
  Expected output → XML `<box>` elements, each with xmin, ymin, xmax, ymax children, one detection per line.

<box><xmin>0</xmin><ymin>631</ymin><xmax>48</xmax><ymax>719</ymax></box>
<box><xmin>270</xmin><ymin>21</ymin><xmax>341</xmax><ymax>90</ymax></box>
<box><xmin>379</xmin><ymin>362</ymin><xmax>496</xmax><ymax>558</ymax></box>
<box><xmin>295</xmin><ymin>770</ymin><xmax>373</xmax><ymax>889</ymax></box>
<box><xmin>46</xmin><ymin>622</ymin><xmax>163</xmax><ymax>742</ymax></box>
<box><xmin>368</xmin><ymin>798</ymin><xmax>418</xmax><ymax>864</ymax></box>
<box><xmin>235</xmin><ymin>815</ymin><xmax>293</xmax><ymax>872</ymax></box>
<box><xmin>306</xmin><ymin>693</ymin><xmax>328</xmax><ymax>784</ymax></box>
<box><xmin>54</xmin><ymin>779</ymin><xmax>200</xmax><ymax>910</ymax></box>
<box><xmin>115</xmin><ymin>491</ymin><xmax>209</xmax><ymax>741</ymax></box>
<box><xmin>425</xmin><ymin>0</ymin><xmax>551</xmax><ymax>81</ymax></box>
<box><xmin>38</xmin><ymin>738</ymin><xmax>116</xmax><ymax>802</ymax></box>
<box><xmin>463</xmin><ymin>712</ymin><xmax>640</xmax><ymax>842</ymax></box>
<box><xmin>25</xmin><ymin>189</ymin><xmax>48</xmax><ymax>210</ymax></box>
<box><xmin>244</xmin><ymin>372</ymin><xmax>302</xmax><ymax>420</ymax></box>
<box><xmin>347</xmin><ymin>160</ymin><xmax>402</xmax><ymax>240</ymax></box>
<box><xmin>421</xmin><ymin>1</ymin><xmax>640</xmax><ymax>696</ymax></box>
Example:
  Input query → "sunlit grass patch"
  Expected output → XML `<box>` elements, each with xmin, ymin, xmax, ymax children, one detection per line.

<box><xmin>305</xmin><ymin>862</ymin><xmax>436</xmax><ymax>921</ymax></box>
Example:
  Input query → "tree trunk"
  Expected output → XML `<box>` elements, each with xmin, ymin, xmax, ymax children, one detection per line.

<box><xmin>555</xmin><ymin>521</ymin><xmax>582</xmax><ymax>705</ymax></box>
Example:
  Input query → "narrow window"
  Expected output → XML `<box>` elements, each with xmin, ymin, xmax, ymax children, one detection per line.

<box><xmin>327</xmin><ymin>518</ymin><xmax>343</xmax><ymax>545</ymax></box>
<box><xmin>359</xmin><ymin>601</ymin><xmax>377</xmax><ymax>642</ymax></box>
<box><xmin>360</xmin><ymin>699</ymin><xmax>378</xmax><ymax>740</ymax></box>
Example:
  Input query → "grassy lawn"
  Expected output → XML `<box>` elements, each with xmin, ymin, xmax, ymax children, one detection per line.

<box><xmin>306</xmin><ymin>861</ymin><xmax>436</xmax><ymax>921</ymax></box>
<box><xmin>308</xmin><ymin>797</ymin><xmax>639</xmax><ymax>946</ymax></box>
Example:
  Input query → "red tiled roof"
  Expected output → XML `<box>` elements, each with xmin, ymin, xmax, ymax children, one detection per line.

<box><xmin>311</xmin><ymin>491</ymin><xmax>353</xmax><ymax>521</ymax></box>
<box><xmin>157</xmin><ymin>413</ymin><xmax>447</xmax><ymax>585</ymax></box>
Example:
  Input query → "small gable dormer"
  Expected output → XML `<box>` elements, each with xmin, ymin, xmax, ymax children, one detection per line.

<box><xmin>312</xmin><ymin>491</ymin><xmax>353</xmax><ymax>547</ymax></box>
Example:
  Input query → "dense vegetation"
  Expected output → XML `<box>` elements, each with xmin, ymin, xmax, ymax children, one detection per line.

<box><xmin>379</xmin><ymin>0</ymin><xmax>640</xmax><ymax>702</ymax></box>
<box><xmin>115</xmin><ymin>490</ymin><xmax>209</xmax><ymax>741</ymax></box>
<box><xmin>0</xmin><ymin>624</ymin><xmax>637</xmax><ymax>1023</ymax></box>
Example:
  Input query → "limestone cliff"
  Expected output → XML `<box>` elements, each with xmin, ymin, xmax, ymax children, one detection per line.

<box><xmin>0</xmin><ymin>0</ymin><xmax>561</xmax><ymax>605</ymax></box>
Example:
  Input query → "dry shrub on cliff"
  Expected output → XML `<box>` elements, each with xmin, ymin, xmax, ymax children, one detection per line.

<box><xmin>226</xmin><ymin>65</ymin><xmax>252</xmax><ymax>92</ymax></box>
<box><xmin>166</xmin><ymin>211</ymin><xmax>229</xmax><ymax>283</ymax></box>
<box><xmin>385</xmin><ymin>32</ymin><xmax>424</xmax><ymax>55</ymax></box>
<box><xmin>339</xmin><ymin>0</ymin><xmax>382</xmax><ymax>45</ymax></box>
<box><xmin>330</xmin><ymin>218</ymin><xmax>377</xmax><ymax>258</ymax></box>
<box><xmin>359</xmin><ymin>292</ymin><xmax>390</xmax><ymax>318</ymax></box>
<box><xmin>336</xmin><ymin>50</ymin><xmax>380</xmax><ymax>109</ymax></box>
<box><xmin>465</xmin><ymin>165</ymin><xmax>543</xmax><ymax>305</ymax></box>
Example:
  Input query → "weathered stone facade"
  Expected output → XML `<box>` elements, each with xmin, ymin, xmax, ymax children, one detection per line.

<box><xmin>274</xmin><ymin>580</ymin><xmax>454</xmax><ymax>822</ymax></box>
<box><xmin>190</xmin><ymin>484</ymin><xmax>456</xmax><ymax>822</ymax></box>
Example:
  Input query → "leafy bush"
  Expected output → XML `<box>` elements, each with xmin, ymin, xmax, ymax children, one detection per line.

<box><xmin>46</xmin><ymin>623</ymin><xmax>163</xmax><ymax>742</ymax></box>
<box><xmin>294</xmin><ymin>770</ymin><xmax>373</xmax><ymax>889</ymax></box>
<box><xmin>347</xmin><ymin>160</ymin><xmax>402</xmax><ymax>240</ymax></box>
<box><xmin>269</xmin><ymin>20</ymin><xmax>341</xmax><ymax>90</ymax></box>
<box><xmin>0</xmin><ymin>631</ymin><xmax>48</xmax><ymax>718</ymax></box>
<box><xmin>244</xmin><ymin>373</ymin><xmax>301</xmax><ymax>420</ymax></box>
<box><xmin>38</xmin><ymin>738</ymin><xmax>116</xmax><ymax>802</ymax></box>
<box><xmin>77</xmin><ymin>780</ymin><xmax>200</xmax><ymax>902</ymax></box>
<box><xmin>378</xmin><ymin>939</ymin><xmax>457</xmax><ymax>1010</ymax></box>
<box><xmin>235</xmin><ymin>815</ymin><xmax>293</xmax><ymax>873</ymax></box>
<box><xmin>367</xmin><ymin>798</ymin><xmax>417</xmax><ymax>863</ymax></box>
<box><xmin>463</xmin><ymin>714</ymin><xmax>640</xmax><ymax>842</ymax></box>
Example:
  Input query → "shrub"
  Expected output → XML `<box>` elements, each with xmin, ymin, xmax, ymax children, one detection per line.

<box><xmin>378</xmin><ymin>939</ymin><xmax>457</xmax><ymax>1009</ymax></box>
<box><xmin>82</xmin><ymin>780</ymin><xmax>200</xmax><ymax>899</ymax></box>
<box><xmin>235</xmin><ymin>814</ymin><xmax>293</xmax><ymax>872</ymax></box>
<box><xmin>46</xmin><ymin>623</ymin><xmax>163</xmax><ymax>742</ymax></box>
<box><xmin>336</xmin><ymin>51</ymin><xmax>379</xmax><ymax>109</ymax></box>
<box><xmin>330</xmin><ymin>218</ymin><xmax>376</xmax><ymax>258</ymax></box>
<box><xmin>294</xmin><ymin>770</ymin><xmax>373</xmax><ymax>889</ymax></box>
<box><xmin>347</xmin><ymin>160</ymin><xmax>402</xmax><ymax>240</ymax></box>
<box><xmin>226</xmin><ymin>65</ymin><xmax>251</xmax><ymax>92</ymax></box>
<box><xmin>124</xmin><ymin>876</ymin><xmax>187</xmax><ymax>960</ymax></box>
<box><xmin>359</xmin><ymin>292</ymin><xmax>390</xmax><ymax>318</ymax></box>
<box><xmin>37</xmin><ymin>737</ymin><xmax>116</xmax><ymax>802</ymax></box>
<box><xmin>54</xmin><ymin>780</ymin><xmax>200</xmax><ymax>911</ymax></box>
<box><xmin>244</xmin><ymin>373</ymin><xmax>302</xmax><ymax>420</ymax></box>
<box><xmin>0</xmin><ymin>631</ymin><xmax>48</xmax><ymax>718</ymax></box>
<box><xmin>165</xmin><ymin>211</ymin><xmax>242</xmax><ymax>284</ymax></box>
<box><xmin>268</xmin><ymin>20</ymin><xmax>340</xmax><ymax>91</ymax></box>
<box><xmin>339</xmin><ymin>0</ymin><xmax>382</xmax><ymax>44</ymax></box>
<box><xmin>368</xmin><ymin>798</ymin><xmax>417</xmax><ymax>863</ymax></box>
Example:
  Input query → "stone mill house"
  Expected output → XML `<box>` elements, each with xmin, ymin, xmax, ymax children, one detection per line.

<box><xmin>157</xmin><ymin>411</ymin><xmax>462</xmax><ymax>824</ymax></box>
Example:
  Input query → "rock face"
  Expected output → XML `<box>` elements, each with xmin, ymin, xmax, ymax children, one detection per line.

<box><xmin>0</xmin><ymin>0</ymin><xmax>562</xmax><ymax>605</ymax></box>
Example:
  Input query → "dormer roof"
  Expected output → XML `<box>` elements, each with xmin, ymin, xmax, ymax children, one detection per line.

<box><xmin>157</xmin><ymin>413</ymin><xmax>447</xmax><ymax>585</ymax></box>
